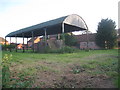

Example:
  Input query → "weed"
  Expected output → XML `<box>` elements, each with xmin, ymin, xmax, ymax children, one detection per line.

<box><xmin>2</xmin><ymin>54</ymin><xmax>12</xmax><ymax>88</ymax></box>
<box><xmin>71</xmin><ymin>66</ymin><xmax>85</xmax><ymax>74</ymax></box>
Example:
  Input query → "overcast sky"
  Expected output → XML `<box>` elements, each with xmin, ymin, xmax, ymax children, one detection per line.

<box><xmin>0</xmin><ymin>0</ymin><xmax>119</xmax><ymax>43</ymax></box>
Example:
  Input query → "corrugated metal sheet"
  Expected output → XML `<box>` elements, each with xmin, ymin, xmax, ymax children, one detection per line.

<box><xmin>6</xmin><ymin>14</ymin><xmax>88</xmax><ymax>38</ymax></box>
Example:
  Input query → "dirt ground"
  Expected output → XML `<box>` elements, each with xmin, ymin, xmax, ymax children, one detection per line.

<box><xmin>32</xmin><ymin>61</ymin><xmax>115</xmax><ymax>88</ymax></box>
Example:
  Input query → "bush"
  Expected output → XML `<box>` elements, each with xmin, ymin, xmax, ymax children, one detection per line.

<box><xmin>64</xmin><ymin>34</ymin><xmax>77</xmax><ymax>46</ymax></box>
<box><xmin>48</xmin><ymin>46</ymin><xmax>79</xmax><ymax>54</ymax></box>
<box><xmin>2</xmin><ymin>54</ymin><xmax>12</xmax><ymax>88</ymax></box>
<box><xmin>61</xmin><ymin>46</ymin><xmax>77</xmax><ymax>53</ymax></box>
<box><xmin>2</xmin><ymin>44</ymin><xmax>16</xmax><ymax>51</ymax></box>
<box><xmin>56</xmin><ymin>33</ymin><xmax>77</xmax><ymax>46</ymax></box>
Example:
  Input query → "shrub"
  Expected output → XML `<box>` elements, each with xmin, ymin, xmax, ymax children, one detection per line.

<box><xmin>2</xmin><ymin>44</ymin><xmax>16</xmax><ymax>51</ymax></box>
<box><xmin>2</xmin><ymin>54</ymin><xmax>12</xmax><ymax>88</ymax></box>
<box><xmin>61</xmin><ymin>46</ymin><xmax>77</xmax><ymax>53</ymax></box>
<box><xmin>64</xmin><ymin>34</ymin><xmax>77</xmax><ymax>46</ymax></box>
<box><xmin>48</xmin><ymin>46</ymin><xmax>79</xmax><ymax>53</ymax></box>
<box><xmin>56</xmin><ymin>33</ymin><xmax>77</xmax><ymax>46</ymax></box>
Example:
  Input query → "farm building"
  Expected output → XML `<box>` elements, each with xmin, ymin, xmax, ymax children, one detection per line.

<box><xmin>74</xmin><ymin>33</ymin><xmax>100</xmax><ymax>50</ymax></box>
<box><xmin>5</xmin><ymin>14</ymin><xmax>88</xmax><ymax>52</ymax></box>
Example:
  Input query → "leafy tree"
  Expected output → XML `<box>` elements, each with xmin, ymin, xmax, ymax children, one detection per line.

<box><xmin>64</xmin><ymin>33</ymin><xmax>77</xmax><ymax>46</ymax></box>
<box><xmin>95</xmin><ymin>18</ymin><xmax>117</xmax><ymax>49</ymax></box>
<box><xmin>57</xmin><ymin>33</ymin><xmax>77</xmax><ymax>46</ymax></box>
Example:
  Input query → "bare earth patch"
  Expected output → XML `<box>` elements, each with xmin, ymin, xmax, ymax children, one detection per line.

<box><xmin>32</xmin><ymin>62</ymin><xmax>115</xmax><ymax>88</ymax></box>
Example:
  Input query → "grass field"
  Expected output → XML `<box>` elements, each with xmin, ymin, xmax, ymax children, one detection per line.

<box><xmin>2</xmin><ymin>49</ymin><xmax>118</xmax><ymax>88</ymax></box>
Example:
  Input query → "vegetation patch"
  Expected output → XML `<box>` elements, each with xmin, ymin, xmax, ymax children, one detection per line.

<box><xmin>2</xmin><ymin>49</ymin><xmax>118</xmax><ymax>88</ymax></box>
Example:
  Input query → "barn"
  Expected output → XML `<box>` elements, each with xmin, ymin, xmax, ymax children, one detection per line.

<box><xmin>5</xmin><ymin>14</ymin><xmax>88</xmax><ymax>52</ymax></box>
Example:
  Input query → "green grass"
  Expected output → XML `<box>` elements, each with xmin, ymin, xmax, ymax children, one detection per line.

<box><xmin>2</xmin><ymin>49</ymin><xmax>118</xmax><ymax>88</ymax></box>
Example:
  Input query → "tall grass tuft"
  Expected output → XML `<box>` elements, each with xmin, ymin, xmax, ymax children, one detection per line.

<box><xmin>2</xmin><ymin>54</ymin><xmax>12</xmax><ymax>88</ymax></box>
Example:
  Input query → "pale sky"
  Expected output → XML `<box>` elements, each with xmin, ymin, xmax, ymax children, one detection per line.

<box><xmin>0</xmin><ymin>0</ymin><xmax>119</xmax><ymax>43</ymax></box>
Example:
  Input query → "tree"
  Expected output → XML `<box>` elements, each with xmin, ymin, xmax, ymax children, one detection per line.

<box><xmin>57</xmin><ymin>33</ymin><xmax>77</xmax><ymax>46</ymax></box>
<box><xmin>95</xmin><ymin>18</ymin><xmax>117</xmax><ymax>49</ymax></box>
<box><xmin>64</xmin><ymin>33</ymin><xmax>77</xmax><ymax>46</ymax></box>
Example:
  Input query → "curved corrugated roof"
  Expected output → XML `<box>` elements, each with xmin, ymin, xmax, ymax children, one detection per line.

<box><xmin>6</xmin><ymin>14</ymin><xmax>88</xmax><ymax>38</ymax></box>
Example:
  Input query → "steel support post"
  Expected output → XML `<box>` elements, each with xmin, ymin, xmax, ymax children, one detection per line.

<box><xmin>15</xmin><ymin>36</ymin><xmax>17</xmax><ymax>52</ymax></box>
<box><xmin>23</xmin><ymin>34</ymin><xmax>25</xmax><ymax>53</ymax></box>
<box><xmin>32</xmin><ymin>32</ymin><xmax>34</xmax><ymax>52</ymax></box>
<box><xmin>86</xmin><ymin>29</ymin><xmax>89</xmax><ymax>51</ymax></box>
<box><xmin>27</xmin><ymin>38</ymin><xmax>28</xmax><ymax>51</ymax></box>
<box><xmin>10</xmin><ymin>37</ymin><xmax>11</xmax><ymax>52</ymax></box>
<box><xmin>44</xmin><ymin>28</ymin><xmax>47</xmax><ymax>47</ymax></box>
